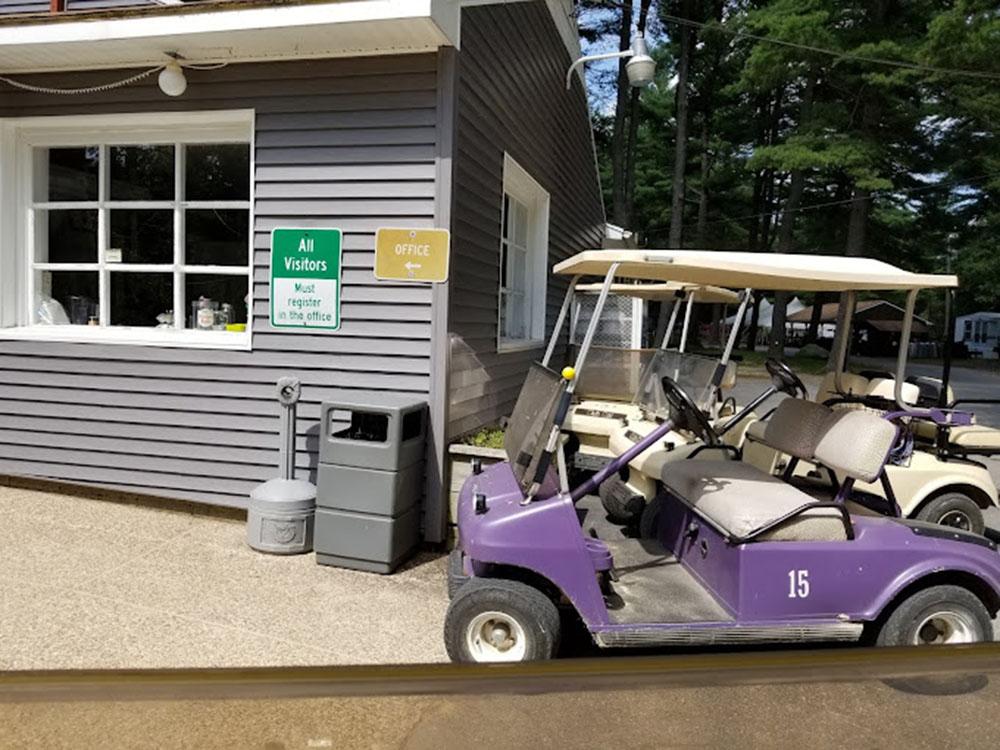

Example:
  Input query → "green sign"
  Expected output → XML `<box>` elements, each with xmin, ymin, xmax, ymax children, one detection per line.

<box><xmin>269</xmin><ymin>227</ymin><xmax>342</xmax><ymax>331</ymax></box>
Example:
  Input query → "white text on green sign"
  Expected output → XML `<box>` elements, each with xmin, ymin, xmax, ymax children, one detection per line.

<box><xmin>270</xmin><ymin>228</ymin><xmax>342</xmax><ymax>331</ymax></box>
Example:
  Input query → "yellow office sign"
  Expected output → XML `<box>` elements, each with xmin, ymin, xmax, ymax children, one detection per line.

<box><xmin>374</xmin><ymin>228</ymin><xmax>450</xmax><ymax>283</ymax></box>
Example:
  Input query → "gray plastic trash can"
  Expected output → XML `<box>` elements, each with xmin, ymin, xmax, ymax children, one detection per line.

<box><xmin>315</xmin><ymin>394</ymin><xmax>427</xmax><ymax>574</ymax></box>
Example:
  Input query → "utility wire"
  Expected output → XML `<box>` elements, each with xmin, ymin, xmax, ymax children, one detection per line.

<box><xmin>0</xmin><ymin>67</ymin><xmax>162</xmax><ymax>95</ymax></box>
<box><xmin>644</xmin><ymin>171</ymin><xmax>1000</xmax><ymax>234</ymax></box>
<box><xmin>660</xmin><ymin>12</ymin><xmax>1000</xmax><ymax>82</ymax></box>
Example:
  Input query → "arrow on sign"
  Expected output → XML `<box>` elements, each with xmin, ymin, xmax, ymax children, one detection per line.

<box><xmin>404</xmin><ymin>262</ymin><xmax>422</xmax><ymax>272</ymax></box>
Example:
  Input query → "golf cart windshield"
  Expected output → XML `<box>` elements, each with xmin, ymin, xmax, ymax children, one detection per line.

<box><xmin>503</xmin><ymin>363</ymin><xmax>567</xmax><ymax>494</ymax></box>
<box><xmin>633</xmin><ymin>350</ymin><xmax>730</xmax><ymax>419</ymax></box>
<box><xmin>571</xmin><ymin>345</ymin><xmax>656</xmax><ymax>401</ymax></box>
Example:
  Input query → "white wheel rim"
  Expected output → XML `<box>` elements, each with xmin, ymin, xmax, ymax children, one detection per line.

<box><xmin>913</xmin><ymin>610</ymin><xmax>978</xmax><ymax>645</ymax></box>
<box><xmin>465</xmin><ymin>610</ymin><xmax>528</xmax><ymax>662</ymax></box>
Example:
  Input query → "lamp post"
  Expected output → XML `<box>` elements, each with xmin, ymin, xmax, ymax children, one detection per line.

<box><xmin>565</xmin><ymin>32</ymin><xmax>656</xmax><ymax>90</ymax></box>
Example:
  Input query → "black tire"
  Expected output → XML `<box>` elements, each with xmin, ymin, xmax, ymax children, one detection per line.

<box><xmin>444</xmin><ymin>578</ymin><xmax>561</xmax><ymax>663</ymax></box>
<box><xmin>876</xmin><ymin>584</ymin><xmax>992</xmax><ymax>647</ymax></box>
<box><xmin>916</xmin><ymin>492</ymin><xmax>984</xmax><ymax>535</ymax></box>
<box><xmin>599</xmin><ymin>476</ymin><xmax>645</xmax><ymax>525</ymax></box>
<box><xmin>447</xmin><ymin>549</ymin><xmax>470</xmax><ymax>600</ymax></box>
<box><xmin>638</xmin><ymin>493</ymin><xmax>664</xmax><ymax>540</ymax></box>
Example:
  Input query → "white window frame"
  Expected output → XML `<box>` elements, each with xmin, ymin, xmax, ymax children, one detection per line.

<box><xmin>0</xmin><ymin>109</ymin><xmax>255</xmax><ymax>350</ymax></box>
<box><xmin>497</xmin><ymin>153</ymin><xmax>550</xmax><ymax>353</ymax></box>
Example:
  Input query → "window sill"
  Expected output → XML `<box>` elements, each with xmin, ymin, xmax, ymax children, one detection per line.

<box><xmin>497</xmin><ymin>338</ymin><xmax>545</xmax><ymax>353</ymax></box>
<box><xmin>0</xmin><ymin>325</ymin><xmax>251</xmax><ymax>351</ymax></box>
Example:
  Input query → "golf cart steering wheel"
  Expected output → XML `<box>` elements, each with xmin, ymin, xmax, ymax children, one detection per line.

<box><xmin>765</xmin><ymin>358</ymin><xmax>808</xmax><ymax>398</ymax></box>
<box><xmin>660</xmin><ymin>376</ymin><xmax>720</xmax><ymax>445</ymax></box>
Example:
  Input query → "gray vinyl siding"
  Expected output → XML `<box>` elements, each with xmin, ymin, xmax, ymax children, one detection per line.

<box><xmin>0</xmin><ymin>55</ymin><xmax>439</xmax><ymax>518</ymax></box>
<box><xmin>447</xmin><ymin>1</ymin><xmax>605</xmax><ymax>439</ymax></box>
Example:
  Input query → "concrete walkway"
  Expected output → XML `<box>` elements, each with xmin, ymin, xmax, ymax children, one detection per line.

<box><xmin>0</xmin><ymin>484</ymin><xmax>449</xmax><ymax>670</ymax></box>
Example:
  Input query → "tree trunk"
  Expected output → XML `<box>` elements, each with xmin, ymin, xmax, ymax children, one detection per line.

<box><xmin>610</xmin><ymin>0</ymin><xmax>633</xmax><ymax>227</ymax></box>
<box><xmin>668</xmin><ymin>0</ymin><xmax>693</xmax><ymax>248</ymax></box>
<box><xmin>767</xmin><ymin>76</ymin><xmax>815</xmax><ymax>359</ymax></box>
<box><xmin>803</xmin><ymin>292</ymin><xmax>828</xmax><ymax>346</ymax></box>
<box><xmin>826</xmin><ymin>186</ymin><xmax>873</xmax><ymax>369</ymax></box>
<box><xmin>623</xmin><ymin>0</ymin><xmax>653</xmax><ymax>226</ymax></box>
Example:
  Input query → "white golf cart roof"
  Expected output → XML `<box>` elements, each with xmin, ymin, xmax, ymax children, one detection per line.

<box><xmin>574</xmin><ymin>282</ymin><xmax>739</xmax><ymax>305</ymax></box>
<box><xmin>555</xmin><ymin>250</ymin><xmax>958</xmax><ymax>292</ymax></box>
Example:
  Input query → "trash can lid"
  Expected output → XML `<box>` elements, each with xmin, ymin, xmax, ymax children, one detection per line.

<box><xmin>249</xmin><ymin>478</ymin><xmax>317</xmax><ymax>510</ymax></box>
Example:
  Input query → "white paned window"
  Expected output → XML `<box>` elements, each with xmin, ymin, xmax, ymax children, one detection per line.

<box><xmin>498</xmin><ymin>154</ymin><xmax>549</xmax><ymax>351</ymax></box>
<box><xmin>0</xmin><ymin>110</ymin><xmax>254</xmax><ymax>349</ymax></box>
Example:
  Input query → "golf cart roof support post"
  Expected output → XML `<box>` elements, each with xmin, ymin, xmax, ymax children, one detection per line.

<box><xmin>660</xmin><ymin>293</ymin><xmax>685</xmax><ymax>349</ymax></box>
<box><xmin>678</xmin><ymin>293</ymin><xmax>696</xmax><ymax>353</ymax></box>
<box><xmin>542</xmin><ymin>275</ymin><xmax>580</xmax><ymax>368</ymax></box>
<box><xmin>940</xmin><ymin>287</ymin><xmax>954</xmax><ymax>408</ymax></box>
<box><xmin>895</xmin><ymin>289</ymin><xmax>919</xmax><ymax>410</ymax></box>
<box><xmin>568</xmin><ymin>263</ymin><xmax>621</xmax><ymax>396</ymax></box>
<box><xmin>707</xmin><ymin>289</ymin><xmax>751</xmax><ymax>402</ymax></box>
<box><xmin>833</xmin><ymin>290</ymin><xmax>857</xmax><ymax>395</ymax></box>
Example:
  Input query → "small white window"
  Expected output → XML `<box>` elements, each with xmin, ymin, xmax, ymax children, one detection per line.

<box><xmin>498</xmin><ymin>154</ymin><xmax>549</xmax><ymax>352</ymax></box>
<box><xmin>0</xmin><ymin>110</ymin><xmax>254</xmax><ymax>350</ymax></box>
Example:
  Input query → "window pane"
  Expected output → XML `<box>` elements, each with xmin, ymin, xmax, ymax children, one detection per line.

<box><xmin>511</xmin><ymin>247</ymin><xmax>527</xmax><ymax>295</ymax></box>
<box><xmin>502</xmin><ymin>195</ymin><xmax>510</xmax><ymax>240</ymax></box>
<box><xmin>186</xmin><ymin>144</ymin><xmax>250</xmax><ymax>201</ymax></box>
<box><xmin>110</xmin><ymin>145</ymin><xmax>174</xmax><ymax>201</ymax></box>
<box><xmin>185</xmin><ymin>274</ymin><xmax>249</xmax><ymax>330</ymax></box>
<box><xmin>185</xmin><ymin>209</ymin><xmax>249</xmax><ymax>266</ymax></box>
<box><xmin>40</xmin><ymin>209</ymin><xmax>98</xmax><ymax>263</ymax></box>
<box><xmin>110</xmin><ymin>209</ymin><xmax>173</xmax><ymax>264</ymax></box>
<box><xmin>500</xmin><ymin>240</ymin><xmax>508</xmax><ymax>288</ymax></box>
<box><xmin>42</xmin><ymin>147</ymin><xmax>99</xmax><ymax>202</ymax></box>
<box><xmin>514</xmin><ymin>201</ymin><xmax>529</xmax><ymax>247</ymax></box>
<box><xmin>36</xmin><ymin>271</ymin><xmax>98</xmax><ymax>325</ymax></box>
<box><xmin>110</xmin><ymin>273</ymin><xmax>173</xmax><ymax>327</ymax></box>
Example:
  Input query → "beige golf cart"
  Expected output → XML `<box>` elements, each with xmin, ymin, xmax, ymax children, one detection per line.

<box><xmin>560</xmin><ymin>281</ymin><xmax>740</xmax><ymax>474</ymax></box>
<box><xmin>552</xmin><ymin>249</ymin><xmax>1000</xmax><ymax>535</ymax></box>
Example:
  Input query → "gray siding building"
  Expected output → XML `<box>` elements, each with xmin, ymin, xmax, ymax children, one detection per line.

<box><xmin>0</xmin><ymin>0</ymin><xmax>604</xmax><ymax>543</ymax></box>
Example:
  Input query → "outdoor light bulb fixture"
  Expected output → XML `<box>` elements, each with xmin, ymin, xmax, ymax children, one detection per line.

<box><xmin>625</xmin><ymin>34</ymin><xmax>656</xmax><ymax>88</ymax></box>
<box><xmin>158</xmin><ymin>60</ymin><xmax>187</xmax><ymax>97</ymax></box>
<box><xmin>565</xmin><ymin>32</ymin><xmax>657</xmax><ymax>90</ymax></box>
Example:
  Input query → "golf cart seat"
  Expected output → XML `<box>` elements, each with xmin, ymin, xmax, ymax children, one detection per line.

<box><xmin>940</xmin><ymin>424</ymin><xmax>1000</xmax><ymax>452</ymax></box>
<box><xmin>663</xmin><ymin>400</ymin><xmax>897</xmax><ymax>543</ymax></box>
<box><xmin>814</xmin><ymin>371</ymin><xmax>919</xmax><ymax>407</ymax></box>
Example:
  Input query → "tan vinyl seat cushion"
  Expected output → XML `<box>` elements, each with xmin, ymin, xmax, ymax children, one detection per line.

<box><xmin>947</xmin><ymin>424</ymin><xmax>1000</xmax><ymax>450</ymax></box>
<box><xmin>662</xmin><ymin>459</ymin><xmax>848</xmax><ymax>542</ymax></box>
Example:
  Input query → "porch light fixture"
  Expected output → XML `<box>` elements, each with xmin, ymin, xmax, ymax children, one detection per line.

<box><xmin>158</xmin><ymin>60</ymin><xmax>187</xmax><ymax>97</ymax></box>
<box><xmin>565</xmin><ymin>32</ymin><xmax>656</xmax><ymax>90</ymax></box>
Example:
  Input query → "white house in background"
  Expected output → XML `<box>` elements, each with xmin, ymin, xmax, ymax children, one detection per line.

<box><xmin>955</xmin><ymin>311</ymin><xmax>1000</xmax><ymax>358</ymax></box>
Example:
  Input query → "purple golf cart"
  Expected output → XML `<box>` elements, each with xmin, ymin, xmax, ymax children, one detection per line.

<box><xmin>445</xmin><ymin>251</ymin><xmax>1000</xmax><ymax>662</ymax></box>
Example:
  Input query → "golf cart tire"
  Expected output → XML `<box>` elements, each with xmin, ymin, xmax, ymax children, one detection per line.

<box><xmin>599</xmin><ymin>475</ymin><xmax>645</xmax><ymax>525</ymax></box>
<box><xmin>915</xmin><ymin>492</ymin><xmax>985</xmax><ymax>535</ymax></box>
<box><xmin>639</xmin><ymin>493</ymin><xmax>665</xmax><ymax>540</ymax></box>
<box><xmin>875</xmin><ymin>584</ymin><xmax>992</xmax><ymax>647</ymax></box>
<box><xmin>445</xmin><ymin>578</ymin><xmax>561</xmax><ymax>663</ymax></box>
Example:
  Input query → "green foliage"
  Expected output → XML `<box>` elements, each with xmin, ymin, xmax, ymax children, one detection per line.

<box><xmin>461</xmin><ymin>426</ymin><xmax>506</xmax><ymax>450</ymax></box>
<box><xmin>584</xmin><ymin>0</ymin><xmax>1000</xmax><ymax>321</ymax></box>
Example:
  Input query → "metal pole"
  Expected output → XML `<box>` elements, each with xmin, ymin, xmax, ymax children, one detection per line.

<box><xmin>569</xmin><ymin>264</ymin><xmax>620</xmax><ymax>396</ymax></box>
<box><xmin>833</xmin><ymin>290</ymin><xmax>856</xmax><ymax>395</ymax></box>
<box><xmin>542</xmin><ymin>275</ymin><xmax>579</xmax><ymax>368</ymax></box>
<box><xmin>678</xmin><ymin>293</ymin><xmax>696</xmax><ymax>353</ymax></box>
<box><xmin>895</xmin><ymin>288</ymin><xmax>919</xmax><ymax>410</ymax></box>
<box><xmin>941</xmin><ymin>288</ymin><xmax>954</xmax><ymax>407</ymax></box>
<box><xmin>659</xmin><ymin>293</ymin><xmax>684</xmax><ymax>349</ymax></box>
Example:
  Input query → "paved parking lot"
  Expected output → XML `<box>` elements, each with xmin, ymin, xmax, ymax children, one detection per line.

<box><xmin>0</xmin><ymin>483</ymin><xmax>449</xmax><ymax>670</ymax></box>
